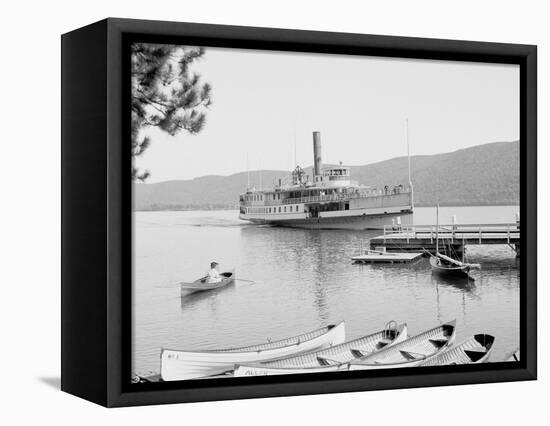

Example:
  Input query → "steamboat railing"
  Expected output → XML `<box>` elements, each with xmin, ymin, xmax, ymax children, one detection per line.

<box><xmin>278</xmin><ymin>189</ymin><xmax>412</xmax><ymax>205</ymax></box>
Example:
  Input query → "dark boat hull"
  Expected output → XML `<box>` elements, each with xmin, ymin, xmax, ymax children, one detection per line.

<box><xmin>429</xmin><ymin>256</ymin><xmax>473</xmax><ymax>280</ymax></box>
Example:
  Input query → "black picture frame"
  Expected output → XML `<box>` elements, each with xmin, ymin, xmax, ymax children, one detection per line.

<box><xmin>61</xmin><ymin>17</ymin><xmax>537</xmax><ymax>407</ymax></box>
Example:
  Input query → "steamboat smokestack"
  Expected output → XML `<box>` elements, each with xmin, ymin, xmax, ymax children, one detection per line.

<box><xmin>313</xmin><ymin>131</ymin><xmax>322</xmax><ymax>177</ymax></box>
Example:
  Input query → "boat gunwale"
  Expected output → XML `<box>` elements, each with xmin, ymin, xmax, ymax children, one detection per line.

<box><xmin>161</xmin><ymin>321</ymin><xmax>345</xmax><ymax>355</ymax></box>
<box><xmin>418</xmin><ymin>333</ymin><xmax>496</xmax><ymax>366</ymax></box>
<box><xmin>179</xmin><ymin>270</ymin><xmax>235</xmax><ymax>289</ymax></box>
<box><xmin>254</xmin><ymin>323</ymin><xmax>407</xmax><ymax>370</ymax></box>
<box><xmin>348</xmin><ymin>320</ymin><xmax>457</xmax><ymax>367</ymax></box>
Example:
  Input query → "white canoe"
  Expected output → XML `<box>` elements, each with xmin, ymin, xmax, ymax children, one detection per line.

<box><xmin>234</xmin><ymin>322</ymin><xmax>407</xmax><ymax>377</ymax></box>
<box><xmin>160</xmin><ymin>321</ymin><xmax>346</xmax><ymax>381</ymax></box>
<box><xmin>419</xmin><ymin>334</ymin><xmax>495</xmax><ymax>366</ymax></box>
<box><xmin>348</xmin><ymin>320</ymin><xmax>456</xmax><ymax>370</ymax></box>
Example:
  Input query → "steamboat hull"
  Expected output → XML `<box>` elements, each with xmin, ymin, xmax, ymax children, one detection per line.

<box><xmin>242</xmin><ymin>210</ymin><xmax>413</xmax><ymax>230</ymax></box>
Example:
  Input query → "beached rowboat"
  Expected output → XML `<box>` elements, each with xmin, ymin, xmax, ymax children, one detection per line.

<box><xmin>348</xmin><ymin>320</ymin><xmax>456</xmax><ymax>370</ymax></box>
<box><xmin>160</xmin><ymin>321</ymin><xmax>346</xmax><ymax>381</ymax></box>
<box><xmin>180</xmin><ymin>270</ymin><xmax>235</xmax><ymax>296</ymax></box>
<box><xmin>234</xmin><ymin>322</ymin><xmax>407</xmax><ymax>377</ymax></box>
<box><xmin>419</xmin><ymin>334</ymin><xmax>495</xmax><ymax>366</ymax></box>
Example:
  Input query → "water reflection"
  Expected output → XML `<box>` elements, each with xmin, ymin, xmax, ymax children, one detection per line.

<box><xmin>180</xmin><ymin>283</ymin><xmax>237</xmax><ymax>310</ymax></box>
<box><xmin>240</xmin><ymin>226</ymin><xmax>333</xmax><ymax>323</ymax></box>
<box><xmin>429</xmin><ymin>271</ymin><xmax>477</xmax><ymax>293</ymax></box>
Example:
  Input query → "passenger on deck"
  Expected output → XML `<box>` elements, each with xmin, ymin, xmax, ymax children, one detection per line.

<box><xmin>207</xmin><ymin>261</ymin><xmax>221</xmax><ymax>283</ymax></box>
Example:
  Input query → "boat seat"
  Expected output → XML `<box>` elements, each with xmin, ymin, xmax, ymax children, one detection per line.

<box><xmin>317</xmin><ymin>357</ymin><xmax>330</xmax><ymax>366</ymax></box>
<box><xmin>376</xmin><ymin>341</ymin><xmax>389</xmax><ymax>350</ymax></box>
<box><xmin>465</xmin><ymin>347</ymin><xmax>487</xmax><ymax>353</ymax></box>
<box><xmin>351</xmin><ymin>348</ymin><xmax>374</xmax><ymax>358</ymax></box>
<box><xmin>351</xmin><ymin>349</ymin><xmax>365</xmax><ymax>358</ymax></box>
<box><xmin>464</xmin><ymin>348</ymin><xmax>488</xmax><ymax>362</ymax></box>
<box><xmin>429</xmin><ymin>338</ymin><xmax>449</xmax><ymax>348</ymax></box>
<box><xmin>317</xmin><ymin>356</ymin><xmax>340</xmax><ymax>366</ymax></box>
<box><xmin>399</xmin><ymin>350</ymin><xmax>427</xmax><ymax>360</ymax></box>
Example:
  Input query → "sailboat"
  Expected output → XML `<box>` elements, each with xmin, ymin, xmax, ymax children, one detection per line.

<box><xmin>428</xmin><ymin>205</ymin><xmax>480</xmax><ymax>280</ymax></box>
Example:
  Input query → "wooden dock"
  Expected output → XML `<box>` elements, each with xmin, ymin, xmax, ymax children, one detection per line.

<box><xmin>369</xmin><ymin>223</ymin><xmax>520</xmax><ymax>256</ymax></box>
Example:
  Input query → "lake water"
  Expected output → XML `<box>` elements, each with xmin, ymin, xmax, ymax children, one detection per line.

<box><xmin>132</xmin><ymin>205</ymin><xmax>520</xmax><ymax>376</ymax></box>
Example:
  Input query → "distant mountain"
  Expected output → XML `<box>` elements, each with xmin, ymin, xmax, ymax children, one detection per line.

<box><xmin>134</xmin><ymin>141</ymin><xmax>519</xmax><ymax>211</ymax></box>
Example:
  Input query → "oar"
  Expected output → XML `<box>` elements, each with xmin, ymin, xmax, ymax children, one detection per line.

<box><xmin>154</xmin><ymin>273</ymin><xmax>211</xmax><ymax>288</ymax></box>
<box><xmin>234</xmin><ymin>278</ymin><xmax>263</xmax><ymax>286</ymax></box>
<box><xmin>154</xmin><ymin>282</ymin><xmax>182</xmax><ymax>289</ymax></box>
<box><xmin>155</xmin><ymin>277</ymin><xmax>262</xmax><ymax>288</ymax></box>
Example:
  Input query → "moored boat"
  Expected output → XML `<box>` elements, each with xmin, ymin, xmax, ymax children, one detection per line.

<box><xmin>234</xmin><ymin>321</ymin><xmax>407</xmax><ymax>377</ymax></box>
<box><xmin>348</xmin><ymin>320</ymin><xmax>456</xmax><ymax>370</ymax></box>
<box><xmin>419</xmin><ymin>334</ymin><xmax>495</xmax><ymax>366</ymax></box>
<box><xmin>180</xmin><ymin>270</ymin><xmax>235</xmax><ymax>296</ymax></box>
<box><xmin>428</xmin><ymin>206</ymin><xmax>480</xmax><ymax>280</ymax></box>
<box><xmin>160</xmin><ymin>321</ymin><xmax>346</xmax><ymax>380</ymax></box>
<box><xmin>429</xmin><ymin>254</ymin><xmax>479</xmax><ymax>280</ymax></box>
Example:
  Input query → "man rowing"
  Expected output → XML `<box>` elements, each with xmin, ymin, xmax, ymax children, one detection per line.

<box><xmin>207</xmin><ymin>261</ymin><xmax>222</xmax><ymax>283</ymax></box>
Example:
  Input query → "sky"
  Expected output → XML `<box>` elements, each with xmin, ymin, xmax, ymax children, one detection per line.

<box><xmin>134</xmin><ymin>46</ymin><xmax>519</xmax><ymax>183</ymax></box>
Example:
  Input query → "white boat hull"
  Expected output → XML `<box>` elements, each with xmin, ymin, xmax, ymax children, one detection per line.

<box><xmin>180</xmin><ymin>270</ymin><xmax>235</xmax><ymax>296</ymax></box>
<box><xmin>348</xmin><ymin>320</ymin><xmax>457</xmax><ymax>371</ymax></box>
<box><xmin>235</xmin><ymin>363</ymin><xmax>350</xmax><ymax>376</ymax></box>
<box><xmin>160</xmin><ymin>322</ymin><xmax>346</xmax><ymax>381</ymax></box>
<box><xmin>241</xmin><ymin>210</ymin><xmax>413</xmax><ymax>230</ymax></box>
<box><xmin>420</xmin><ymin>334</ymin><xmax>495</xmax><ymax>366</ymax></box>
<box><xmin>234</xmin><ymin>323</ymin><xmax>408</xmax><ymax>377</ymax></box>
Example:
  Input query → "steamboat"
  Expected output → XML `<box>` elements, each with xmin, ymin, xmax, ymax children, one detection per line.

<box><xmin>238</xmin><ymin>131</ymin><xmax>414</xmax><ymax>230</ymax></box>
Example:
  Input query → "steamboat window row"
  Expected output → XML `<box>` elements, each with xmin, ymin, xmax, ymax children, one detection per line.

<box><xmin>241</xmin><ymin>194</ymin><xmax>265</xmax><ymax>202</ymax></box>
<box><xmin>242</xmin><ymin>205</ymin><xmax>304</xmax><ymax>214</ymax></box>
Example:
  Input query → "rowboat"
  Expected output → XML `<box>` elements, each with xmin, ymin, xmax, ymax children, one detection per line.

<box><xmin>419</xmin><ymin>334</ymin><xmax>495</xmax><ymax>366</ymax></box>
<box><xmin>160</xmin><ymin>321</ymin><xmax>346</xmax><ymax>380</ymax></box>
<box><xmin>348</xmin><ymin>320</ymin><xmax>456</xmax><ymax>370</ymax></box>
<box><xmin>180</xmin><ymin>270</ymin><xmax>235</xmax><ymax>296</ymax></box>
<box><xmin>234</xmin><ymin>321</ymin><xmax>407</xmax><ymax>377</ymax></box>
<box><xmin>505</xmin><ymin>347</ymin><xmax>520</xmax><ymax>362</ymax></box>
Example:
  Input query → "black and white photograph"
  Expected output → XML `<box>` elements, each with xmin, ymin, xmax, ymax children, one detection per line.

<box><xmin>130</xmin><ymin>42</ymin><xmax>521</xmax><ymax>382</ymax></box>
<box><xmin>3</xmin><ymin>0</ymin><xmax>546</xmax><ymax>420</ymax></box>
